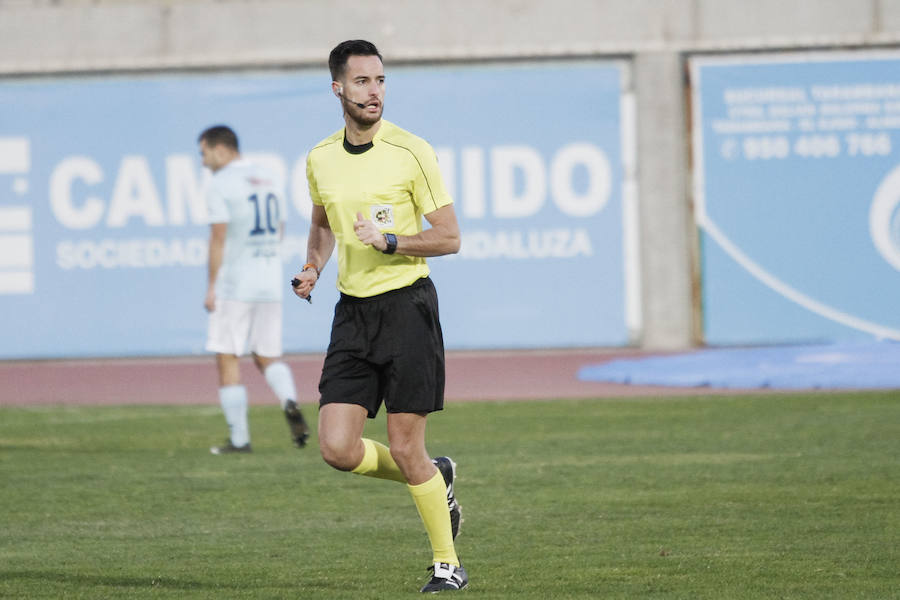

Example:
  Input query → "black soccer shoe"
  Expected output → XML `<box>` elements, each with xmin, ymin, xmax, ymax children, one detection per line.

<box><xmin>420</xmin><ymin>562</ymin><xmax>468</xmax><ymax>593</ymax></box>
<box><xmin>284</xmin><ymin>400</ymin><xmax>310</xmax><ymax>448</ymax></box>
<box><xmin>432</xmin><ymin>456</ymin><xmax>462</xmax><ymax>539</ymax></box>
<box><xmin>210</xmin><ymin>440</ymin><xmax>252</xmax><ymax>455</ymax></box>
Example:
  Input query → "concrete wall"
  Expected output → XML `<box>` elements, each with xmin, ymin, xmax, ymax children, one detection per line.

<box><xmin>3</xmin><ymin>0</ymin><xmax>899</xmax><ymax>349</ymax></box>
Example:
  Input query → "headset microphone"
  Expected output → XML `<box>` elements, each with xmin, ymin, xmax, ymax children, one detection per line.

<box><xmin>337</xmin><ymin>86</ymin><xmax>367</xmax><ymax>109</ymax></box>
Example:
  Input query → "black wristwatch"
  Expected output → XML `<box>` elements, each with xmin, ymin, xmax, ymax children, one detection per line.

<box><xmin>382</xmin><ymin>233</ymin><xmax>398</xmax><ymax>254</ymax></box>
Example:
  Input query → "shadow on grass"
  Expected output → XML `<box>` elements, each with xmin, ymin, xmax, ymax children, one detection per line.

<box><xmin>1</xmin><ymin>570</ymin><xmax>252</xmax><ymax>591</ymax></box>
<box><xmin>0</xmin><ymin>570</ymin><xmax>357</xmax><ymax>594</ymax></box>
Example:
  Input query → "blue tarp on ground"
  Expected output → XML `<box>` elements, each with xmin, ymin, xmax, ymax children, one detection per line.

<box><xmin>578</xmin><ymin>342</ymin><xmax>900</xmax><ymax>389</ymax></box>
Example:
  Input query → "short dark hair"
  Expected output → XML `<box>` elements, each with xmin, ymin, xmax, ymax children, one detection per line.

<box><xmin>328</xmin><ymin>39</ymin><xmax>382</xmax><ymax>81</ymax></box>
<box><xmin>198</xmin><ymin>125</ymin><xmax>239</xmax><ymax>151</ymax></box>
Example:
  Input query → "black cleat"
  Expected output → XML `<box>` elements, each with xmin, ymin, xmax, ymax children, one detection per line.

<box><xmin>420</xmin><ymin>562</ymin><xmax>468</xmax><ymax>593</ymax></box>
<box><xmin>432</xmin><ymin>456</ymin><xmax>462</xmax><ymax>539</ymax></box>
<box><xmin>210</xmin><ymin>440</ymin><xmax>252</xmax><ymax>455</ymax></box>
<box><xmin>284</xmin><ymin>400</ymin><xmax>310</xmax><ymax>448</ymax></box>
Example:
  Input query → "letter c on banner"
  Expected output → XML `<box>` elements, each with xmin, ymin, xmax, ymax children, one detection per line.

<box><xmin>50</xmin><ymin>156</ymin><xmax>104</xmax><ymax>229</ymax></box>
<box><xmin>870</xmin><ymin>163</ymin><xmax>900</xmax><ymax>272</ymax></box>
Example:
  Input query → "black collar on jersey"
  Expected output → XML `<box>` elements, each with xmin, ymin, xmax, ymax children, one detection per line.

<box><xmin>343</xmin><ymin>134</ymin><xmax>374</xmax><ymax>154</ymax></box>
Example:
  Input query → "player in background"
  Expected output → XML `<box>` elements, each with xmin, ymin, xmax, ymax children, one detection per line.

<box><xmin>198</xmin><ymin>125</ymin><xmax>310</xmax><ymax>454</ymax></box>
<box><xmin>292</xmin><ymin>40</ymin><xmax>467</xmax><ymax>593</ymax></box>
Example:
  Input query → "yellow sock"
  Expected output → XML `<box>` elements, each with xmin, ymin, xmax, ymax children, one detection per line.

<box><xmin>350</xmin><ymin>438</ymin><xmax>407</xmax><ymax>483</ymax></box>
<box><xmin>408</xmin><ymin>471</ymin><xmax>459</xmax><ymax>566</ymax></box>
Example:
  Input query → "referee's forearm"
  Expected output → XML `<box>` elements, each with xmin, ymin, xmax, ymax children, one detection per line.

<box><xmin>306</xmin><ymin>225</ymin><xmax>335</xmax><ymax>271</ymax></box>
<box><xmin>396</xmin><ymin>226</ymin><xmax>460</xmax><ymax>257</ymax></box>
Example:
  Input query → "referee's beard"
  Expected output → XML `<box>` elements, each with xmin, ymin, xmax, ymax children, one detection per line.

<box><xmin>343</xmin><ymin>99</ymin><xmax>383</xmax><ymax>127</ymax></box>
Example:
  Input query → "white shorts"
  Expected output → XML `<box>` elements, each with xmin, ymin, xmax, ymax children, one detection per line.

<box><xmin>206</xmin><ymin>299</ymin><xmax>283</xmax><ymax>357</ymax></box>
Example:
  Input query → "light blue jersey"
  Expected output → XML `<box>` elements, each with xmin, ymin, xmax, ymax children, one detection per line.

<box><xmin>206</xmin><ymin>159</ymin><xmax>287</xmax><ymax>302</ymax></box>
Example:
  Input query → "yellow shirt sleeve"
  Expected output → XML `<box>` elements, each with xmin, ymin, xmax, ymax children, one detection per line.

<box><xmin>307</xmin><ymin>150</ymin><xmax>322</xmax><ymax>207</ymax></box>
<box><xmin>409</xmin><ymin>142</ymin><xmax>453</xmax><ymax>215</ymax></box>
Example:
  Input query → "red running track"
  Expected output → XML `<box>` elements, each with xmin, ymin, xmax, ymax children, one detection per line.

<box><xmin>0</xmin><ymin>349</ymin><xmax>734</xmax><ymax>407</ymax></box>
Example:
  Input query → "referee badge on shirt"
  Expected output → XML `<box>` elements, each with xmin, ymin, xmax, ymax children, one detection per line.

<box><xmin>370</xmin><ymin>204</ymin><xmax>395</xmax><ymax>229</ymax></box>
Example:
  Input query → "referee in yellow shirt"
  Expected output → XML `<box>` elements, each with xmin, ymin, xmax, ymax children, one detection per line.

<box><xmin>292</xmin><ymin>40</ymin><xmax>467</xmax><ymax>593</ymax></box>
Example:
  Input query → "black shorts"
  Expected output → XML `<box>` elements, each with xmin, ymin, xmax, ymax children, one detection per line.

<box><xmin>319</xmin><ymin>277</ymin><xmax>446</xmax><ymax>418</ymax></box>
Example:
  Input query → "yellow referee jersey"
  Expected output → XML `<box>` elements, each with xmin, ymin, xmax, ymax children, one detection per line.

<box><xmin>306</xmin><ymin>120</ymin><xmax>453</xmax><ymax>298</ymax></box>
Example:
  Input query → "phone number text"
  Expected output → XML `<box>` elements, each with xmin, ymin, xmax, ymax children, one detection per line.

<box><xmin>728</xmin><ymin>133</ymin><xmax>892</xmax><ymax>160</ymax></box>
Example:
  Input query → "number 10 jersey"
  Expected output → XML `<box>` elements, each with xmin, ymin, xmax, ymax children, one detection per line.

<box><xmin>206</xmin><ymin>159</ymin><xmax>287</xmax><ymax>302</ymax></box>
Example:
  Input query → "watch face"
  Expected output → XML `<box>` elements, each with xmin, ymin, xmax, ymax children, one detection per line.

<box><xmin>384</xmin><ymin>233</ymin><xmax>397</xmax><ymax>253</ymax></box>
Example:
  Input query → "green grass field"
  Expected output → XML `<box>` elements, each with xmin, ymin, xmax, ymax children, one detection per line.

<box><xmin>2</xmin><ymin>392</ymin><xmax>898</xmax><ymax>599</ymax></box>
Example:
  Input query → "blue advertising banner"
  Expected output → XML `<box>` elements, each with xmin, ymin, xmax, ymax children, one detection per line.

<box><xmin>0</xmin><ymin>61</ymin><xmax>634</xmax><ymax>359</ymax></box>
<box><xmin>690</xmin><ymin>52</ymin><xmax>900</xmax><ymax>345</ymax></box>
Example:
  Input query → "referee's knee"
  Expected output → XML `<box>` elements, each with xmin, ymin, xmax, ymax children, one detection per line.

<box><xmin>388</xmin><ymin>439</ymin><xmax>420</xmax><ymax>470</ymax></box>
<box><xmin>319</xmin><ymin>436</ymin><xmax>359</xmax><ymax>471</ymax></box>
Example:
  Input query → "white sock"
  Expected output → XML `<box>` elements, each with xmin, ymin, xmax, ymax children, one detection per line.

<box><xmin>264</xmin><ymin>362</ymin><xmax>297</xmax><ymax>410</ymax></box>
<box><xmin>219</xmin><ymin>385</ymin><xmax>249</xmax><ymax>447</ymax></box>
